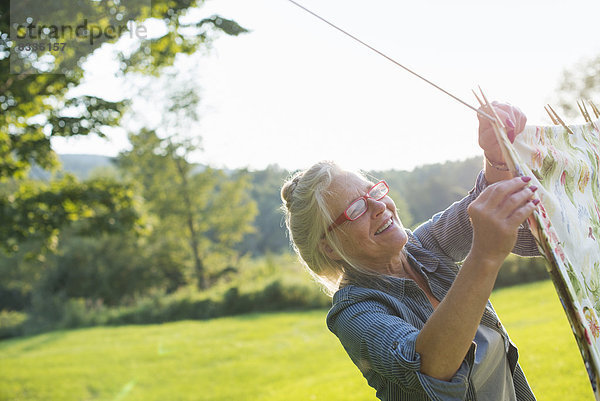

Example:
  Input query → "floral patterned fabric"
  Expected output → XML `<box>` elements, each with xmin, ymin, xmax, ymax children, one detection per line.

<box><xmin>501</xmin><ymin>119</ymin><xmax>600</xmax><ymax>400</ymax></box>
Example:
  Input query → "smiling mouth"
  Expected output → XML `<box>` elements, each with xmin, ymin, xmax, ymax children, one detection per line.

<box><xmin>375</xmin><ymin>218</ymin><xmax>393</xmax><ymax>235</ymax></box>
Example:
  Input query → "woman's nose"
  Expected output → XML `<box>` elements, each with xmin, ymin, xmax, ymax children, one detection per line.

<box><xmin>367</xmin><ymin>197</ymin><xmax>386</xmax><ymax>217</ymax></box>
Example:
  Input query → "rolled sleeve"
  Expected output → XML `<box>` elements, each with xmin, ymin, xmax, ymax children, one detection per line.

<box><xmin>391</xmin><ymin>331</ymin><xmax>476</xmax><ymax>401</ymax></box>
<box><xmin>329</xmin><ymin>298</ymin><xmax>476</xmax><ymax>400</ymax></box>
<box><xmin>472</xmin><ymin>168</ymin><xmax>490</xmax><ymax>195</ymax></box>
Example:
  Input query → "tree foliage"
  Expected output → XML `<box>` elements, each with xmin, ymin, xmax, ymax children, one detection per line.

<box><xmin>557</xmin><ymin>55</ymin><xmax>600</xmax><ymax>117</ymax></box>
<box><xmin>373</xmin><ymin>157</ymin><xmax>483</xmax><ymax>226</ymax></box>
<box><xmin>0</xmin><ymin>0</ymin><xmax>248</xmax><ymax>249</ymax></box>
<box><xmin>0</xmin><ymin>175</ymin><xmax>139</xmax><ymax>253</ymax></box>
<box><xmin>238</xmin><ymin>165</ymin><xmax>291</xmax><ymax>256</ymax></box>
<box><xmin>118</xmin><ymin>129</ymin><xmax>257</xmax><ymax>289</ymax></box>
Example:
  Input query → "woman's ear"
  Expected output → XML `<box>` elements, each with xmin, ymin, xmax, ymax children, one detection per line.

<box><xmin>319</xmin><ymin>238</ymin><xmax>342</xmax><ymax>261</ymax></box>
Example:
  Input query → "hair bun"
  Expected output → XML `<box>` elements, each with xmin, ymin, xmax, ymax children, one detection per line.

<box><xmin>281</xmin><ymin>174</ymin><xmax>302</xmax><ymax>209</ymax></box>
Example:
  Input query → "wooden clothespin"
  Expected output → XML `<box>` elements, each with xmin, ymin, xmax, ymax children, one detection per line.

<box><xmin>472</xmin><ymin>87</ymin><xmax>506</xmax><ymax>129</ymax></box>
<box><xmin>545</xmin><ymin>105</ymin><xmax>560</xmax><ymax>125</ymax></box>
<box><xmin>588</xmin><ymin>100</ymin><xmax>600</xmax><ymax>119</ymax></box>
<box><xmin>545</xmin><ymin>104</ymin><xmax>575</xmax><ymax>135</ymax></box>
<box><xmin>472</xmin><ymin>87</ymin><xmax>521</xmax><ymax>176</ymax></box>
<box><xmin>577</xmin><ymin>100</ymin><xmax>593</xmax><ymax>123</ymax></box>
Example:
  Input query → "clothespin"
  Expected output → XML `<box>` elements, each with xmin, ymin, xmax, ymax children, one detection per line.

<box><xmin>472</xmin><ymin>87</ymin><xmax>521</xmax><ymax>176</ymax></box>
<box><xmin>545</xmin><ymin>104</ymin><xmax>574</xmax><ymax>135</ymax></box>
<box><xmin>588</xmin><ymin>100</ymin><xmax>600</xmax><ymax>119</ymax></box>
<box><xmin>472</xmin><ymin>88</ymin><xmax>506</xmax><ymax>130</ymax></box>
<box><xmin>577</xmin><ymin>100</ymin><xmax>592</xmax><ymax>123</ymax></box>
<box><xmin>545</xmin><ymin>105</ymin><xmax>560</xmax><ymax>125</ymax></box>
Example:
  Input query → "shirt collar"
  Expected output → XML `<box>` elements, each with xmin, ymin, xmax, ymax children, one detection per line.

<box><xmin>404</xmin><ymin>232</ymin><xmax>440</xmax><ymax>273</ymax></box>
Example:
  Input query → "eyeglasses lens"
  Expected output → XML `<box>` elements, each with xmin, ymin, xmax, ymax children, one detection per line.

<box><xmin>346</xmin><ymin>199</ymin><xmax>367</xmax><ymax>220</ymax></box>
<box><xmin>370</xmin><ymin>182</ymin><xmax>388</xmax><ymax>199</ymax></box>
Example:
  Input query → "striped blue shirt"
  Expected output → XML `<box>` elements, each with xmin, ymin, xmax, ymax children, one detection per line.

<box><xmin>326</xmin><ymin>171</ymin><xmax>539</xmax><ymax>401</ymax></box>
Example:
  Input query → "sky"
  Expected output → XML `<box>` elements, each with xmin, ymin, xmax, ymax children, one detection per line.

<box><xmin>51</xmin><ymin>0</ymin><xmax>600</xmax><ymax>172</ymax></box>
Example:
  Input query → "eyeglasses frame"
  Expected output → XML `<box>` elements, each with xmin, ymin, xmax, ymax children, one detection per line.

<box><xmin>327</xmin><ymin>180</ymin><xmax>389</xmax><ymax>233</ymax></box>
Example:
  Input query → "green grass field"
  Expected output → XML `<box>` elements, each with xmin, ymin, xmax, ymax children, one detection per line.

<box><xmin>0</xmin><ymin>280</ymin><xmax>596</xmax><ymax>400</ymax></box>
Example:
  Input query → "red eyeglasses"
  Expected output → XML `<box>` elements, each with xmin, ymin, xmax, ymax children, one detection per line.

<box><xmin>327</xmin><ymin>181</ymin><xmax>389</xmax><ymax>232</ymax></box>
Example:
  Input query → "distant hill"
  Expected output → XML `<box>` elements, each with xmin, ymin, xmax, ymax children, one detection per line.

<box><xmin>30</xmin><ymin>154</ymin><xmax>212</xmax><ymax>181</ymax></box>
<box><xmin>29</xmin><ymin>154</ymin><xmax>115</xmax><ymax>180</ymax></box>
<box><xmin>60</xmin><ymin>154</ymin><xmax>116</xmax><ymax>179</ymax></box>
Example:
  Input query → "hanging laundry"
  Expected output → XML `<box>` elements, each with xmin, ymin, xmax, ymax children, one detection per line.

<box><xmin>501</xmin><ymin>114</ymin><xmax>600</xmax><ymax>400</ymax></box>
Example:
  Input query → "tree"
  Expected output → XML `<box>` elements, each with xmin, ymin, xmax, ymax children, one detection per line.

<box><xmin>374</xmin><ymin>157</ymin><xmax>482</xmax><ymax>225</ymax></box>
<box><xmin>118</xmin><ymin>72</ymin><xmax>257</xmax><ymax>289</ymax></box>
<box><xmin>387</xmin><ymin>189</ymin><xmax>413</xmax><ymax>229</ymax></box>
<box><xmin>557</xmin><ymin>55</ymin><xmax>600</xmax><ymax>117</ymax></box>
<box><xmin>0</xmin><ymin>173</ymin><xmax>140</xmax><ymax>252</ymax></box>
<box><xmin>0</xmin><ymin>0</ymin><xmax>248</xmax><ymax>250</ymax></box>
<box><xmin>238</xmin><ymin>165</ymin><xmax>291</xmax><ymax>256</ymax></box>
<box><xmin>118</xmin><ymin>129</ymin><xmax>257</xmax><ymax>289</ymax></box>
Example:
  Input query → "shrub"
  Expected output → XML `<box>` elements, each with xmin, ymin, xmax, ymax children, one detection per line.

<box><xmin>1</xmin><ymin>253</ymin><xmax>548</xmax><ymax>340</ymax></box>
<box><xmin>0</xmin><ymin>310</ymin><xmax>28</xmax><ymax>339</ymax></box>
<box><xmin>495</xmin><ymin>255</ymin><xmax>548</xmax><ymax>289</ymax></box>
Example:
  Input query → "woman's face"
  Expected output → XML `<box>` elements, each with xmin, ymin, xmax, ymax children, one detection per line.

<box><xmin>325</xmin><ymin>172</ymin><xmax>408</xmax><ymax>271</ymax></box>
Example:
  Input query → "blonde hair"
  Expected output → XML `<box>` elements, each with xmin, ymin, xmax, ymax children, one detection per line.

<box><xmin>281</xmin><ymin>161</ymin><xmax>393</xmax><ymax>296</ymax></box>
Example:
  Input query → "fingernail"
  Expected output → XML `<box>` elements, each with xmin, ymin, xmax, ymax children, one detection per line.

<box><xmin>505</xmin><ymin>119</ymin><xmax>516</xmax><ymax>143</ymax></box>
<box><xmin>530</xmin><ymin>185</ymin><xmax>538</xmax><ymax>192</ymax></box>
<box><xmin>521</xmin><ymin>176</ymin><xmax>532</xmax><ymax>182</ymax></box>
<box><xmin>532</xmin><ymin>199</ymin><xmax>540</xmax><ymax>206</ymax></box>
<box><xmin>507</xmin><ymin>129</ymin><xmax>516</xmax><ymax>143</ymax></box>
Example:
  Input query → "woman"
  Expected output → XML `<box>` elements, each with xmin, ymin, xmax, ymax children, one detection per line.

<box><xmin>280</xmin><ymin>102</ymin><xmax>540</xmax><ymax>400</ymax></box>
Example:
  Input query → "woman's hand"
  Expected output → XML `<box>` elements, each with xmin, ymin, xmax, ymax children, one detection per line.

<box><xmin>478</xmin><ymin>101</ymin><xmax>527</xmax><ymax>164</ymax></box>
<box><xmin>467</xmin><ymin>176</ymin><xmax>538</xmax><ymax>268</ymax></box>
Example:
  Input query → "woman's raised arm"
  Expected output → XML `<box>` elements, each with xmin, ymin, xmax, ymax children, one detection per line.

<box><xmin>415</xmin><ymin>176</ymin><xmax>538</xmax><ymax>380</ymax></box>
